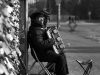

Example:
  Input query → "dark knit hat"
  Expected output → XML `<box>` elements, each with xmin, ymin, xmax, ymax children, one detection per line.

<box><xmin>30</xmin><ymin>10</ymin><xmax>50</xmax><ymax>20</ymax></box>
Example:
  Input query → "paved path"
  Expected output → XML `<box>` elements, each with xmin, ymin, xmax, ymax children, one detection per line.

<box><xmin>64</xmin><ymin>47</ymin><xmax>100</xmax><ymax>53</ymax></box>
<box><xmin>48</xmin><ymin>21</ymin><xmax>100</xmax><ymax>26</ymax></box>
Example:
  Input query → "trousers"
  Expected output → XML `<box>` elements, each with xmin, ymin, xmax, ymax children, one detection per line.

<box><xmin>37</xmin><ymin>50</ymin><xmax>69</xmax><ymax>75</ymax></box>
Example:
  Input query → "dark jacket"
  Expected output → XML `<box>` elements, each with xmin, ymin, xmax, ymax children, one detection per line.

<box><xmin>27</xmin><ymin>25</ymin><xmax>54</xmax><ymax>59</ymax></box>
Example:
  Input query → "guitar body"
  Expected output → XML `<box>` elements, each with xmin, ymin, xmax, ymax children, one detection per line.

<box><xmin>47</xmin><ymin>26</ymin><xmax>65</xmax><ymax>54</ymax></box>
<box><xmin>47</xmin><ymin>26</ymin><xmax>69</xmax><ymax>73</ymax></box>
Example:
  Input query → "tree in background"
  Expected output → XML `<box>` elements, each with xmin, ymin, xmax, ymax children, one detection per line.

<box><xmin>28</xmin><ymin>0</ymin><xmax>100</xmax><ymax>20</ymax></box>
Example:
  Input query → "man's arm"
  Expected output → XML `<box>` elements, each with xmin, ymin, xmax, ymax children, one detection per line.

<box><xmin>31</xmin><ymin>29</ymin><xmax>55</xmax><ymax>50</ymax></box>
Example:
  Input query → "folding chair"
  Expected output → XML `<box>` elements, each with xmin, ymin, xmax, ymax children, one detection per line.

<box><xmin>76</xmin><ymin>59</ymin><xmax>93</xmax><ymax>75</ymax></box>
<box><xmin>28</xmin><ymin>48</ymin><xmax>55</xmax><ymax>75</ymax></box>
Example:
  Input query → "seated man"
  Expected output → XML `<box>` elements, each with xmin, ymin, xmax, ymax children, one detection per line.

<box><xmin>27</xmin><ymin>10</ymin><xmax>69</xmax><ymax>75</ymax></box>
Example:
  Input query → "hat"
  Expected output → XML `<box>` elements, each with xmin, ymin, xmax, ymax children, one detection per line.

<box><xmin>40</xmin><ymin>9</ymin><xmax>50</xmax><ymax>16</ymax></box>
<box><xmin>30</xmin><ymin>11</ymin><xmax>42</xmax><ymax>19</ymax></box>
<box><xmin>30</xmin><ymin>10</ymin><xmax>50</xmax><ymax>20</ymax></box>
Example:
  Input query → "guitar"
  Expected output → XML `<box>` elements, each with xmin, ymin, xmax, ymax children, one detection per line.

<box><xmin>46</xmin><ymin>26</ymin><xmax>65</xmax><ymax>54</ymax></box>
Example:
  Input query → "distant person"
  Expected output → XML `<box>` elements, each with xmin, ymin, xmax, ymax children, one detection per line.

<box><xmin>68</xmin><ymin>16</ymin><xmax>77</xmax><ymax>32</ymax></box>
<box><xmin>68</xmin><ymin>16</ymin><xmax>72</xmax><ymax>24</ymax></box>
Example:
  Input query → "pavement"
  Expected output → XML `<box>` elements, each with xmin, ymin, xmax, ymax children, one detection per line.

<box><xmin>28</xmin><ymin>21</ymin><xmax>100</xmax><ymax>75</ymax></box>
<box><xmin>48</xmin><ymin>21</ymin><xmax>100</xmax><ymax>26</ymax></box>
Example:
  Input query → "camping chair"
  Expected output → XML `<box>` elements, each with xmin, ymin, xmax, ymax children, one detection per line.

<box><xmin>76</xmin><ymin>59</ymin><xmax>93</xmax><ymax>75</ymax></box>
<box><xmin>28</xmin><ymin>48</ymin><xmax>55</xmax><ymax>75</ymax></box>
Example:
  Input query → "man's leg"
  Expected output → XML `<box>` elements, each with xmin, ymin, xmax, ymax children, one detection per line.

<box><xmin>61</xmin><ymin>53</ymin><xmax>69</xmax><ymax>74</ymax></box>
<box><xmin>43</xmin><ymin>51</ymin><xmax>69</xmax><ymax>75</ymax></box>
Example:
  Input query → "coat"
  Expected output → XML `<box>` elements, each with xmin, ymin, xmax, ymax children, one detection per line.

<box><xmin>27</xmin><ymin>25</ymin><xmax>54</xmax><ymax>60</ymax></box>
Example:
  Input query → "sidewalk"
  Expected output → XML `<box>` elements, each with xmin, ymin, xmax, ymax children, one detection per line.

<box><xmin>76</xmin><ymin>21</ymin><xmax>100</xmax><ymax>25</ymax></box>
<box><xmin>48</xmin><ymin>21</ymin><xmax>100</xmax><ymax>26</ymax></box>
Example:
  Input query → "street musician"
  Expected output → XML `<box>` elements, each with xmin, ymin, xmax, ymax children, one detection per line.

<box><xmin>27</xmin><ymin>10</ymin><xmax>69</xmax><ymax>75</ymax></box>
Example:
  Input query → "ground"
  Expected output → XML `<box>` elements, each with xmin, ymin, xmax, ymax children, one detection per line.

<box><xmin>28</xmin><ymin>21</ymin><xmax>100</xmax><ymax>75</ymax></box>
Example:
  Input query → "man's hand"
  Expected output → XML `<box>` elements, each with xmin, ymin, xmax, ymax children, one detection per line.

<box><xmin>49</xmin><ymin>38</ymin><xmax>55</xmax><ymax>45</ymax></box>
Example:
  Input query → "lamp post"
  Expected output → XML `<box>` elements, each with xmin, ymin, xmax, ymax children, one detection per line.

<box><xmin>55</xmin><ymin>0</ymin><xmax>61</xmax><ymax>29</ymax></box>
<box><xmin>88</xmin><ymin>11</ymin><xmax>91</xmax><ymax>22</ymax></box>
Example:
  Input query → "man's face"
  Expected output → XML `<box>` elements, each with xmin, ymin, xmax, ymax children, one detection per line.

<box><xmin>36</xmin><ymin>15</ymin><xmax>45</xmax><ymax>25</ymax></box>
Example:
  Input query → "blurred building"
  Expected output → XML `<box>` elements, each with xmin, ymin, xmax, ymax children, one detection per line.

<box><xmin>27</xmin><ymin>0</ymin><xmax>100</xmax><ymax>21</ymax></box>
<box><xmin>28</xmin><ymin>0</ymin><xmax>36</xmax><ymax>4</ymax></box>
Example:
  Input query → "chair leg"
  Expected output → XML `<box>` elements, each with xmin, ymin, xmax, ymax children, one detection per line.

<box><xmin>38</xmin><ymin>61</ymin><xmax>53</xmax><ymax>75</ymax></box>
<box><xmin>83</xmin><ymin>62</ymin><xmax>92</xmax><ymax>75</ymax></box>
<box><xmin>28</xmin><ymin>62</ymin><xmax>55</xmax><ymax>75</ymax></box>
<box><xmin>38</xmin><ymin>63</ymin><xmax>55</xmax><ymax>75</ymax></box>
<box><xmin>46</xmin><ymin>63</ymin><xmax>55</xmax><ymax>73</ymax></box>
<box><xmin>32</xmin><ymin>49</ymin><xmax>54</xmax><ymax>75</ymax></box>
<box><xmin>28</xmin><ymin>61</ymin><xmax>36</xmax><ymax>74</ymax></box>
<box><xmin>76</xmin><ymin>59</ymin><xmax>93</xmax><ymax>75</ymax></box>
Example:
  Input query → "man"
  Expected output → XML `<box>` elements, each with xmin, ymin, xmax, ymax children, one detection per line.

<box><xmin>27</xmin><ymin>10</ymin><xmax>69</xmax><ymax>75</ymax></box>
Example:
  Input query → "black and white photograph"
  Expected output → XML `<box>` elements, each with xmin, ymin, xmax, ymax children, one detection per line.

<box><xmin>0</xmin><ymin>0</ymin><xmax>100</xmax><ymax>75</ymax></box>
